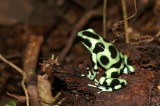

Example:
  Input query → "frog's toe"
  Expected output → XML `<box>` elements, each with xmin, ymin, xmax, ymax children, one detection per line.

<box><xmin>81</xmin><ymin>74</ymin><xmax>85</xmax><ymax>77</ymax></box>
<box><xmin>87</xmin><ymin>71</ymin><xmax>92</xmax><ymax>78</ymax></box>
<box><xmin>97</xmin><ymin>86</ymin><xmax>113</xmax><ymax>94</ymax></box>
<box><xmin>88</xmin><ymin>84</ymin><xmax>98</xmax><ymax>88</ymax></box>
<box><xmin>94</xmin><ymin>78</ymin><xmax>99</xmax><ymax>84</ymax></box>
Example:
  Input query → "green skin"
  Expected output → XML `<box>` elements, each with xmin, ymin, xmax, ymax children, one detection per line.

<box><xmin>78</xmin><ymin>28</ymin><xmax>135</xmax><ymax>94</ymax></box>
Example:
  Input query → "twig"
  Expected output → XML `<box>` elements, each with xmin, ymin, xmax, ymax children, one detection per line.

<box><xmin>59</xmin><ymin>8</ymin><xmax>102</xmax><ymax>63</ymax></box>
<box><xmin>155</xmin><ymin>30</ymin><xmax>160</xmax><ymax>37</ymax></box>
<box><xmin>51</xmin><ymin>54</ymin><xmax>60</xmax><ymax>65</ymax></box>
<box><xmin>7</xmin><ymin>92</ymin><xmax>53</xmax><ymax>105</ymax></box>
<box><xmin>0</xmin><ymin>53</ymin><xmax>21</xmax><ymax>60</ymax></box>
<box><xmin>53</xmin><ymin>92</ymin><xmax>62</xmax><ymax>103</ymax></box>
<box><xmin>121</xmin><ymin>0</ymin><xmax>129</xmax><ymax>43</ymax></box>
<box><xmin>112</xmin><ymin>0</ymin><xmax>137</xmax><ymax>39</ymax></box>
<box><xmin>54</xmin><ymin>97</ymin><xmax>66</xmax><ymax>106</ymax></box>
<box><xmin>7</xmin><ymin>92</ymin><xmax>27</xmax><ymax>102</ymax></box>
<box><xmin>126</xmin><ymin>0</ymin><xmax>137</xmax><ymax>21</ymax></box>
<box><xmin>0</xmin><ymin>54</ymin><xmax>29</xmax><ymax>106</ymax></box>
<box><xmin>103</xmin><ymin>0</ymin><xmax>107</xmax><ymax>39</ymax></box>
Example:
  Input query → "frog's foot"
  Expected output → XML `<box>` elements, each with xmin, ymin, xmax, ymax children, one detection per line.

<box><xmin>88</xmin><ymin>83</ymin><xmax>112</xmax><ymax>94</ymax></box>
<box><xmin>89</xmin><ymin>83</ymin><xmax>127</xmax><ymax>94</ymax></box>
<box><xmin>86</xmin><ymin>71</ymin><xmax>97</xmax><ymax>80</ymax></box>
<box><xmin>97</xmin><ymin>86</ymin><xmax>113</xmax><ymax>94</ymax></box>
<box><xmin>87</xmin><ymin>71</ymin><xmax>92</xmax><ymax>79</ymax></box>
<box><xmin>81</xmin><ymin>68</ymin><xmax>99</xmax><ymax>82</ymax></box>
<box><xmin>94</xmin><ymin>78</ymin><xmax>99</xmax><ymax>84</ymax></box>
<box><xmin>81</xmin><ymin>71</ymin><xmax>96</xmax><ymax>79</ymax></box>
<box><xmin>88</xmin><ymin>83</ymin><xmax>98</xmax><ymax>88</ymax></box>
<box><xmin>94</xmin><ymin>78</ymin><xmax>127</xmax><ymax>94</ymax></box>
<box><xmin>88</xmin><ymin>78</ymin><xmax>99</xmax><ymax>86</ymax></box>
<box><xmin>97</xmin><ymin>83</ymin><xmax>127</xmax><ymax>94</ymax></box>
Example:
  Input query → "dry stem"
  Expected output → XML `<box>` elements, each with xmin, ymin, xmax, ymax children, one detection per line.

<box><xmin>121</xmin><ymin>0</ymin><xmax>129</xmax><ymax>43</ymax></box>
<box><xmin>103</xmin><ymin>0</ymin><xmax>107</xmax><ymax>39</ymax></box>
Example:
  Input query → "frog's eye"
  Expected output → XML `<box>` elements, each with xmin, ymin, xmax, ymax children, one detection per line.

<box><xmin>82</xmin><ymin>31</ymin><xmax>99</xmax><ymax>40</ymax></box>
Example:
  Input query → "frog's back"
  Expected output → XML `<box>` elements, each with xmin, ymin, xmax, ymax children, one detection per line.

<box><xmin>95</xmin><ymin>39</ymin><xmax>121</xmax><ymax>70</ymax></box>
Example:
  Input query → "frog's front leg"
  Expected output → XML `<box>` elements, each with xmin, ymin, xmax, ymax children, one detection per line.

<box><xmin>87</xmin><ymin>53</ymin><xmax>99</xmax><ymax>80</ymax></box>
<box><xmin>120</xmin><ymin>52</ymin><xmax>135</xmax><ymax>74</ymax></box>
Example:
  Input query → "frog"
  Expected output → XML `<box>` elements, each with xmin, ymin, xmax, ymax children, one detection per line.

<box><xmin>78</xmin><ymin>28</ymin><xmax>135</xmax><ymax>94</ymax></box>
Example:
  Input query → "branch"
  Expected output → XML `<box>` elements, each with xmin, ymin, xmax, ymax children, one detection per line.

<box><xmin>0</xmin><ymin>54</ymin><xmax>29</xmax><ymax>106</ymax></box>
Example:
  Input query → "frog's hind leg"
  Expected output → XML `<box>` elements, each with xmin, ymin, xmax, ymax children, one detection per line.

<box><xmin>89</xmin><ymin>78</ymin><xmax>127</xmax><ymax>94</ymax></box>
<box><xmin>93</xmin><ymin>67</ymin><xmax>127</xmax><ymax>93</ymax></box>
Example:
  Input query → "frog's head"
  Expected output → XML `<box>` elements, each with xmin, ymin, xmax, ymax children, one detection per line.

<box><xmin>78</xmin><ymin>28</ymin><xmax>100</xmax><ymax>52</ymax></box>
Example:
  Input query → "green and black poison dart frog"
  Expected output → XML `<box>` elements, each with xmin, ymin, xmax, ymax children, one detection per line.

<box><xmin>78</xmin><ymin>28</ymin><xmax>135</xmax><ymax>94</ymax></box>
